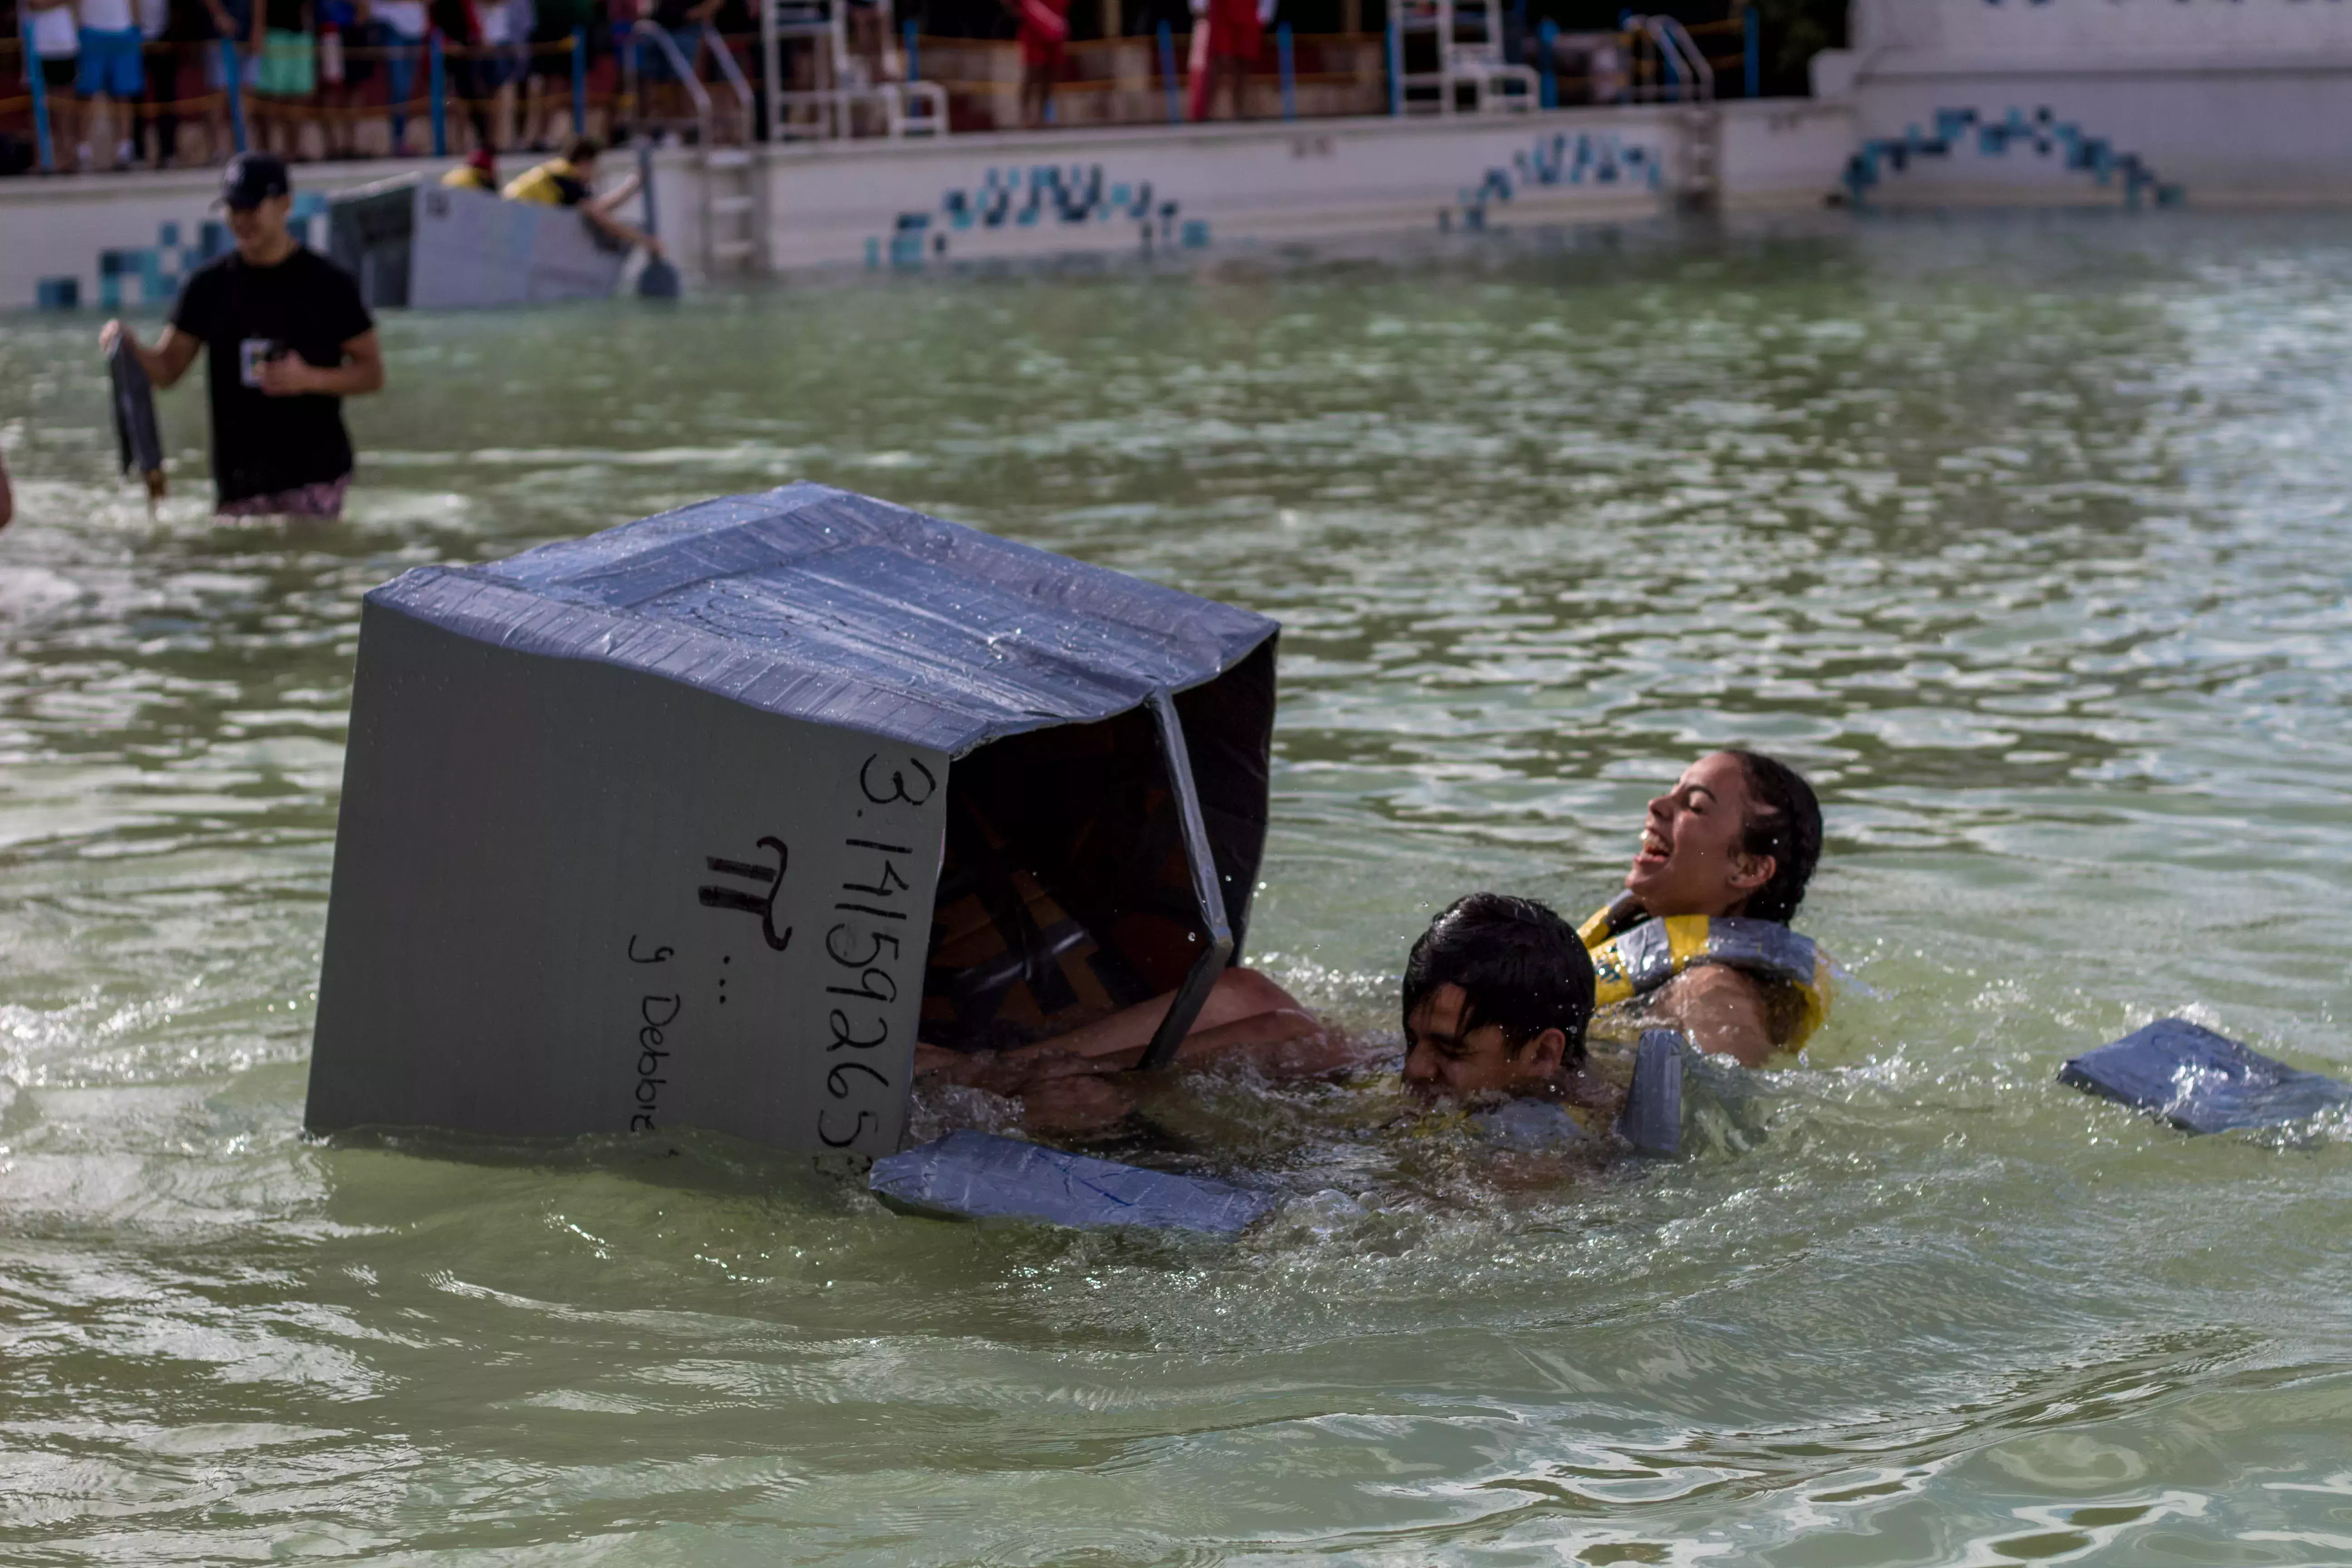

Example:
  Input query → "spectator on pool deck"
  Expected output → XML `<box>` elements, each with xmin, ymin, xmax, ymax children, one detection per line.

<box><xmin>202</xmin><ymin>0</ymin><xmax>254</xmax><ymax>158</ymax></box>
<box><xmin>641</xmin><ymin>0</ymin><xmax>719</xmax><ymax>126</ymax></box>
<box><xmin>139</xmin><ymin>0</ymin><xmax>213</xmax><ymax>165</ymax></box>
<box><xmin>428</xmin><ymin>0</ymin><xmax>494</xmax><ymax>150</ymax></box>
<box><xmin>1190</xmin><ymin>0</ymin><xmax>1270</xmax><ymax>121</ymax></box>
<box><xmin>247</xmin><ymin>0</ymin><xmax>315</xmax><ymax>157</ymax></box>
<box><xmin>315</xmin><ymin>0</ymin><xmax>372</xmax><ymax>158</ymax></box>
<box><xmin>439</xmin><ymin>142</ymin><xmax>495</xmax><ymax>188</ymax></box>
<box><xmin>75</xmin><ymin>0</ymin><xmax>144</xmax><ymax>168</ymax></box>
<box><xmin>503</xmin><ymin>136</ymin><xmax>662</xmax><ymax>254</ymax></box>
<box><xmin>1000</xmin><ymin>0</ymin><xmax>1064</xmax><ymax>128</ymax></box>
<box><xmin>25</xmin><ymin>0</ymin><xmax>83</xmax><ymax>166</ymax></box>
<box><xmin>371</xmin><ymin>0</ymin><xmax>427</xmax><ymax>153</ymax></box>
<box><xmin>520</xmin><ymin>0</ymin><xmax>592</xmax><ymax>150</ymax></box>
<box><xmin>98</xmin><ymin>154</ymin><xmax>382</xmax><ymax>519</ymax></box>
<box><xmin>472</xmin><ymin>0</ymin><xmax>527</xmax><ymax>148</ymax></box>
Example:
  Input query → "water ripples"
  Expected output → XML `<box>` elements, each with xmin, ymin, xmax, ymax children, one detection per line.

<box><xmin>3</xmin><ymin>212</ymin><xmax>2352</xmax><ymax>1561</ymax></box>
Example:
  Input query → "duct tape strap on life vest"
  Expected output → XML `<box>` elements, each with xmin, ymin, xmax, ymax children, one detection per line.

<box><xmin>1586</xmin><ymin>910</ymin><xmax>1831</xmax><ymax>1048</ymax></box>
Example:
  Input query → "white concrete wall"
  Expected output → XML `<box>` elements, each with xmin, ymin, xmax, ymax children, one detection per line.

<box><xmin>1848</xmin><ymin>0</ymin><xmax>2352</xmax><ymax>205</ymax></box>
<box><xmin>0</xmin><ymin>104</ymin><xmax>1857</xmax><ymax>309</ymax></box>
<box><xmin>1854</xmin><ymin>0</ymin><xmax>2352</xmax><ymax>69</ymax></box>
<box><xmin>756</xmin><ymin>112</ymin><xmax>1676</xmax><ymax>273</ymax></box>
<box><xmin>1719</xmin><ymin>100</ymin><xmax>1855</xmax><ymax>211</ymax></box>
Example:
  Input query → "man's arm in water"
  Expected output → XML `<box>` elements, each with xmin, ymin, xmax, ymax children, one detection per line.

<box><xmin>1651</xmin><ymin>964</ymin><xmax>1774</xmax><ymax>1068</ymax></box>
<box><xmin>255</xmin><ymin>330</ymin><xmax>386</xmax><ymax>397</ymax></box>
<box><xmin>98</xmin><ymin>320</ymin><xmax>203</xmax><ymax>391</ymax></box>
<box><xmin>583</xmin><ymin>204</ymin><xmax>664</xmax><ymax>256</ymax></box>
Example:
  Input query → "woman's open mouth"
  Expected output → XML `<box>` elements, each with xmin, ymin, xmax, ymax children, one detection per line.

<box><xmin>1634</xmin><ymin>826</ymin><xmax>1671</xmax><ymax>866</ymax></box>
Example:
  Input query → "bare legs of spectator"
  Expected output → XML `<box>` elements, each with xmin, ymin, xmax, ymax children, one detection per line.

<box><xmin>1018</xmin><ymin>61</ymin><xmax>1052</xmax><ymax>128</ymax></box>
<box><xmin>44</xmin><ymin>90</ymin><xmax>83</xmax><ymax>171</ymax></box>
<box><xmin>1208</xmin><ymin>52</ymin><xmax>1247</xmax><ymax>119</ymax></box>
<box><xmin>138</xmin><ymin>54</ymin><xmax>182</xmax><ymax>167</ymax></box>
<box><xmin>522</xmin><ymin>72</ymin><xmax>562</xmax><ymax>148</ymax></box>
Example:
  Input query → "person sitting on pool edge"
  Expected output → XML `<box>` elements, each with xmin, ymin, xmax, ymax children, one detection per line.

<box><xmin>1583</xmin><ymin>749</ymin><xmax>1827</xmax><ymax>1068</ymax></box>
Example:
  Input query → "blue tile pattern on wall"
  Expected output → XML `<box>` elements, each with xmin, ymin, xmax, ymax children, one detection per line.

<box><xmin>1843</xmin><ymin>107</ymin><xmax>2182</xmax><ymax>208</ymax></box>
<box><xmin>1441</xmin><ymin>130</ymin><xmax>1661</xmax><ymax>232</ymax></box>
<box><xmin>866</xmin><ymin>164</ymin><xmax>1203</xmax><ymax>266</ymax></box>
<box><xmin>44</xmin><ymin>193</ymin><xmax>332</xmax><ymax>311</ymax></box>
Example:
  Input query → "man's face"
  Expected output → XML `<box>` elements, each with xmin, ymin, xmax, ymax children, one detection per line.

<box><xmin>227</xmin><ymin>194</ymin><xmax>294</xmax><ymax>258</ymax></box>
<box><xmin>1402</xmin><ymin>982</ymin><xmax>1563</xmax><ymax>1102</ymax></box>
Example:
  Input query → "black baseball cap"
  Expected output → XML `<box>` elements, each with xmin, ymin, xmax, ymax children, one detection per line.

<box><xmin>218</xmin><ymin>152</ymin><xmax>291</xmax><ymax>211</ymax></box>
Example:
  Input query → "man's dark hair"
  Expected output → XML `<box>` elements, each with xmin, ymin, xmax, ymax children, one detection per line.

<box><xmin>1726</xmin><ymin>750</ymin><xmax>1822</xmax><ymax>925</ymax></box>
<box><xmin>1401</xmin><ymin>893</ymin><xmax>1595</xmax><ymax>1070</ymax></box>
<box><xmin>565</xmin><ymin>135</ymin><xmax>604</xmax><ymax>165</ymax></box>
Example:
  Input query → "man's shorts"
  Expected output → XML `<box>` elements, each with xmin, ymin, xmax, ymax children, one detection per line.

<box><xmin>217</xmin><ymin>471</ymin><xmax>350</xmax><ymax>519</ymax></box>
<box><xmin>526</xmin><ymin>28</ymin><xmax>585</xmax><ymax>77</ymax></box>
<box><xmin>255</xmin><ymin>29</ymin><xmax>315</xmax><ymax>95</ymax></box>
<box><xmin>472</xmin><ymin>45</ymin><xmax>525</xmax><ymax>89</ymax></box>
<box><xmin>635</xmin><ymin>23</ymin><xmax>702</xmax><ymax>83</ymax></box>
<box><xmin>205</xmin><ymin>42</ymin><xmax>261</xmax><ymax>92</ymax></box>
<box><xmin>76</xmin><ymin>28</ymin><xmax>145</xmax><ymax>96</ymax></box>
<box><xmin>38</xmin><ymin>55</ymin><xmax>76</xmax><ymax>93</ymax></box>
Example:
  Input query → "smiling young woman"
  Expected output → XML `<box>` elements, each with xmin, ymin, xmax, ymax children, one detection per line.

<box><xmin>1590</xmin><ymin>750</ymin><xmax>1826</xmax><ymax>1068</ymax></box>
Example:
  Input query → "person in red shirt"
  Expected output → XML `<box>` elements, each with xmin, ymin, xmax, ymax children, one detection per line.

<box><xmin>1188</xmin><ymin>0</ymin><xmax>1267</xmax><ymax>120</ymax></box>
<box><xmin>1001</xmin><ymin>0</ymin><xmax>1066</xmax><ymax>127</ymax></box>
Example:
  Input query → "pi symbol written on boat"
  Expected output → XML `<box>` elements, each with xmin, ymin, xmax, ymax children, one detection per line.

<box><xmin>698</xmin><ymin>836</ymin><xmax>791</xmax><ymax>951</ymax></box>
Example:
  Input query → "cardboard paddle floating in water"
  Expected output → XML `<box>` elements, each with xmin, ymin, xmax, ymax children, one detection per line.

<box><xmin>871</xmin><ymin>1131</ymin><xmax>1275</xmax><ymax>1235</ymax></box>
<box><xmin>305</xmin><ymin>484</ymin><xmax>1277</xmax><ymax>1157</ymax></box>
<box><xmin>2060</xmin><ymin>1017</ymin><xmax>2352</xmax><ymax>1134</ymax></box>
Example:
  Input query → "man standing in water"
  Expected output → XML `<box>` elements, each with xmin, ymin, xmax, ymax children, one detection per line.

<box><xmin>99</xmin><ymin>154</ymin><xmax>383</xmax><ymax>520</ymax></box>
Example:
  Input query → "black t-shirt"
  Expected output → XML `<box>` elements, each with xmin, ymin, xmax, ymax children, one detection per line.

<box><xmin>170</xmin><ymin>247</ymin><xmax>373</xmax><ymax>505</ymax></box>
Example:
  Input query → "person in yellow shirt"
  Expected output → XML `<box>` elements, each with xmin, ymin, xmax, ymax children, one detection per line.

<box><xmin>502</xmin><ymin>135</ymin><xmax>662</xmax><ymax>255</ymax></box>
<box><xmin>439</xmin><ymin>147</ymin><xmax>499</xmax><ymax>192</ymax></box>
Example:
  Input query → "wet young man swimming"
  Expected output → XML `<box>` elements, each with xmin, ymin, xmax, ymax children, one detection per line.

<box><xmin>916</xmin><ymin>894</ymin><xmax>1598</xmax><ymax>1133</ymax></box>
<box><xmin>1401</xmin><ymin>893</ymin><xmax>1597</xmax><ymax>1104</ymax></box>
<box><xmin>1590</xmin><ymin>749</ymin><xmax>1825</xmax><ymax>1067</ymax></box>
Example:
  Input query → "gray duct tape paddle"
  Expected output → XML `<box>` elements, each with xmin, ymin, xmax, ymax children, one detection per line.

<box><xmin>636</xmin><ymin>143</ymin><xmax>682</xmax><ymax>299</ymax></box>
<box><xmin>108</xmin><ymin>340</ymin><xmax>166</xmax><ymax>508</ymax></box>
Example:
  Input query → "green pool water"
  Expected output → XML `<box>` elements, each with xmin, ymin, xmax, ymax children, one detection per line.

<box><xmin>5</xmin><ymin>211</ymin><xmax>2352</xmax><ymax>1565</ymax></box>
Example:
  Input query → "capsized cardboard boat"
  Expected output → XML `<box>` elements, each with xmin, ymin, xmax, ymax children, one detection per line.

<box><xmin>304</xmin><ymin>484</ymin><xmax>1278</xmax><ymax>1158</ymax></box>
<box><xmin>326</xmin><ymin>176</ymin><xmax>628</xmax><ymax>310</ymax></box>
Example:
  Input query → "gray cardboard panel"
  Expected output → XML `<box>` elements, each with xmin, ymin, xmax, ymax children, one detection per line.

<box><xmin>309</xmin><ymin>485</ymin><xmax>1278</xmax><ymax>1155</ymax></box>
<box><xmin>404</xmin><ymin>183</ymin><xmax>625</xmax><ymax>310</ymax></box>
<box><xmin>308</xmin><ymin>600</ymin><xmax>946</xmax><ymax>1155</ymax></box>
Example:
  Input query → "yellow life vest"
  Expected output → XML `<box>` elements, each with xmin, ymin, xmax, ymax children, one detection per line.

<box><xmin>1579</xmin><ymin>895</ymin><xmax>1831</xmax><ymax>1049</ymax></box>
<box><xmin>440</xmin><ymin>165</ymin><xmax>496</xmax><ymax>193</ymax></box>
<box><xmin>502</xmin><ymin>158</ymin><xmax>590</xmax><ymax>206</ymax></box>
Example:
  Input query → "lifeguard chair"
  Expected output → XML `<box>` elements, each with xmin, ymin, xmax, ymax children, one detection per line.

<box><xmin>304</xmin><ymin>485</ymin><xmax>1276</xmax><ymax>1158</ymax></box>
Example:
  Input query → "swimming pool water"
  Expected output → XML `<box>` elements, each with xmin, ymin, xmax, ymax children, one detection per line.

<box><xmin>4</xmin><ymin>211</ymin><xmax>2352</xmax><ymax>1564</ymax></box>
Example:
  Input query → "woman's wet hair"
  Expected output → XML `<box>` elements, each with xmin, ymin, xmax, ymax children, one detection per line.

<box><xmin>1726</xmin><ymin>750</ymin><xmax>1822</xmax><ymax>925</ymax></box>
<box><xmin>1402</xmin><ymin>893</ymin><xmax>1595</xmax><ymax>1069</ymax></box>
